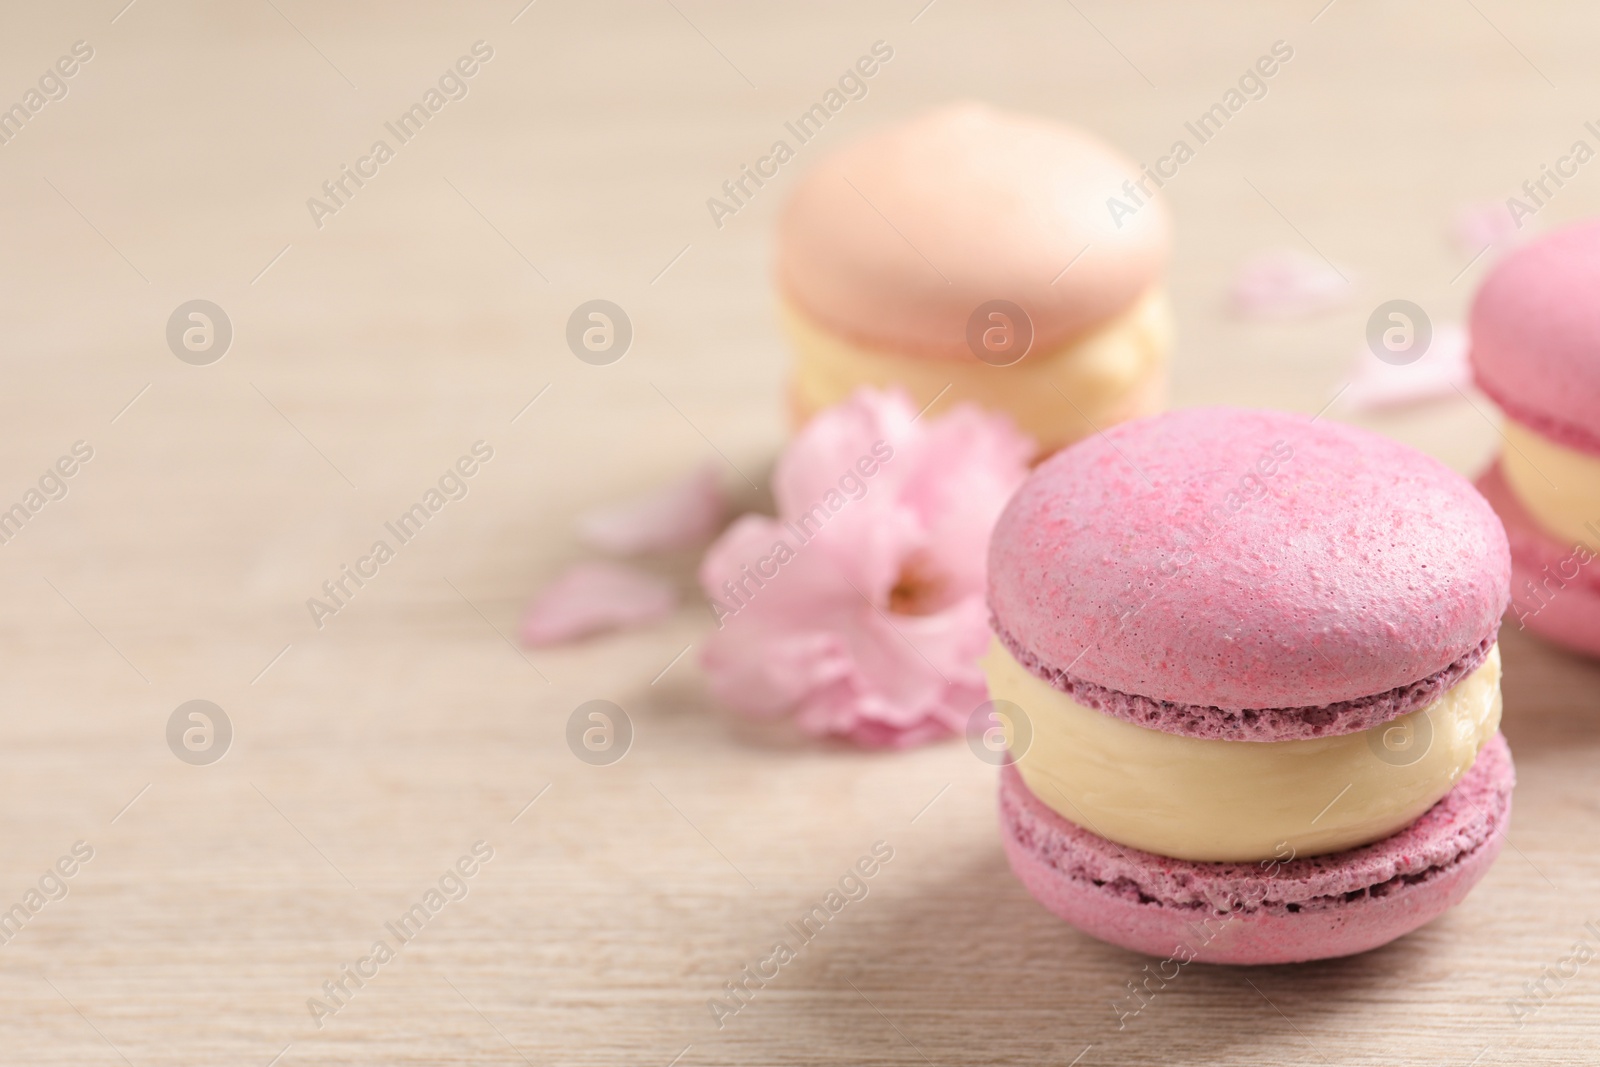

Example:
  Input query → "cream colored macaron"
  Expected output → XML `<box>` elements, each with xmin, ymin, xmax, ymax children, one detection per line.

<box><xmin>775</xmin><ymin>101</ymin><xmax>1172</xmax><ymax>453</ymax></box>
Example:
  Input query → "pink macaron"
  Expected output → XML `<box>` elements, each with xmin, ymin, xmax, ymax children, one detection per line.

<box><xmin>985</xmin><ymin>407</ymin><xmax>1514</xmax><ymax>964</ymax></box>
<box><xmin>1471</xmin><ymin>219</ymin><xmax>1600</xmax><ymax>456</ymax></box>
<box><xmin>1469</xmin><ymin>219</ymin><xmax>1600</xmax><ymax>656</ymax></box>
<box><xmin>777</xmin><ymin>102</ymin><xmax>1168</xmax><ymax>361</ymax></box>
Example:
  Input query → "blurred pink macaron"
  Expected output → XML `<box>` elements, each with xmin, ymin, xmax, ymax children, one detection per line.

<box><xmin>983</xmin><ymin>407</ymin><xmax>1513</xmax><ymax>964</ymax></box>
<box><xmin>1470</xmin><ymin>218</ymin><xmax>1600</xmax><ymax>656</ymax></box>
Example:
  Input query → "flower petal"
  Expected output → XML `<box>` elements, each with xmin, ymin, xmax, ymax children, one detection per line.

<box><xmin>698</xmin><ymin>512</ymin><xmax>898</xmax><ymax>712</ymax></box>
<box><xmin>892</xmin><ymin>403</ymin><xmax>1033</xmax><ymax>602</ymax></box>
<box><xmin>772</xmin><ymin>386</ymin><xmax>915</xmax><ymax>518</ymax></box>
<box><xmin>1343</xmin><ymin>322</ymin><xmax>1471</xmax><ymax>413</ymax></box>
<box><xmin>789</xmin><ymin>597</ymin><xmax>993</xmax><ymax>748</ymax></box>
<box><xmin>767</xmin><ymin>389</ymin><xmax>927</xmax><ymax>600</ymax></box>
<box><xmin>1229</xmin><ymin>248</ymin><xmax>1352</xmax><ymax>319</ymax></box>
<box><xmin>1451</xmin><ymin>200</ymin><xmax>1521</xmax><ymax>258</ymax></box>
<box><xmin>520</xmin><ymin>561</ymin><xmax>677</xmax><ymax>646</ymax></box>
<box><xmin>699</xmin><ymin>512</ymin><xmax>884</xmax><ymax>624</ymax></box>
<box><xmin>577</xmin><ymin>463</ymin><xmax>727</xmax><ymax>555</ymax></box>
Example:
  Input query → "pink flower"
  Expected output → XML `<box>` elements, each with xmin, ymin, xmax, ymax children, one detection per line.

<box><xmin>697</xmin><ymin>388</ymin><xmax>1032</xmax><ymax>747</ymax></box>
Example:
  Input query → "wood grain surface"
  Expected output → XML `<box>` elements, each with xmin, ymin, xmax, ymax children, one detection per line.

<box><xmin>2</xmin><ymin>2</ymin><xmax>1599</xmax><ymax>1064</ymax></box>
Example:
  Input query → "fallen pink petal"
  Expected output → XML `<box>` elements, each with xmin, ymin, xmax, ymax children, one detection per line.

<box><xmin>1229</xmin><ymin>248</ymin><xmax>1352</xmax><ymax>319</ymax></box>
<box><xmin>1343</xmin><ymin>322</ymin><xmax>1471</xmax><ymax>413</ymax></box>
<box><xmin>520</xmin><ymin>561</ymin><xmax>678</xmax><ymax>647</ymax></box>
<box><xmin>697</xmin><ymin>387</ymin><xmax>1032</xmax><ymax>748</ymax></box>
<box><xmin>577</xmin><ymin>463</ymin><xmax>728</xmax><ymax>555</ymax></box>
<box><xmin>1451</xmin><ymin>200</ymin><xmax>1522</xmax><ymax>257</ymax></box>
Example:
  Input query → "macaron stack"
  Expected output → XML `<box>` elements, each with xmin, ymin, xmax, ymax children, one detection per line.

<box><xmin>984</xmin><ymin>408</ymin><xmax>1514</xmax><ymax>963</ymax></box>
<box><xmin>1469</xmin><ymin>220</ymin><xmax>1600</xmax><ymax>657</ymax></box>
<box><xmin>775</xmin><ymin>102</ymin><xmax>1170</xmax><ymax>455</ymax></box>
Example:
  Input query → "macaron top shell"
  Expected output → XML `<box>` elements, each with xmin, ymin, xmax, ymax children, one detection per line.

<box><xmin>776</xmin><ymin>102</ymin><xmax>1170</xmax><ymax>360</ymax></box>
<box><xmin>987</xmin><ymin>408</ymin><xmax>1511</xmax><ymax>712</ymax></box>
<box><xmin>1470</xmin><ymin>218</ymin><xmax>1600</xmax><ymax>455</ymax></box>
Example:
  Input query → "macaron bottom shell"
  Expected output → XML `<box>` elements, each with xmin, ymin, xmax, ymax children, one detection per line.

<box><xmin>1510</xmin><ymin>560</ymin><xmax>1600</xmax><ymax>658</ymax></box>
<box><xmin>998</xmin><ymin>733</ymin><xmax>1514</xmax><ymax>965</ymax></box>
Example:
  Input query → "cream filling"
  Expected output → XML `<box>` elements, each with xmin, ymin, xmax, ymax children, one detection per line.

<box><xmin>1502</xmin><ymin>419</ymin><xmax>1600</xmax><ymax>551</ymax></box>
<box><xmin>783</xmin><ymin>289</ymin><xmax>1171</xmax><ymax>452</ymax></box>
<box><xmin>983</xmin><ymin>640</ymin><xmax>1502</xmax><ymax>863</ymax></box>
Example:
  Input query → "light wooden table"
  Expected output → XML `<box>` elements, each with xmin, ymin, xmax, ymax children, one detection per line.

<box><xmin>2</xmin><ymin>1</ymin><xmax>1599</xmax><ymax>1063</ymax></box>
